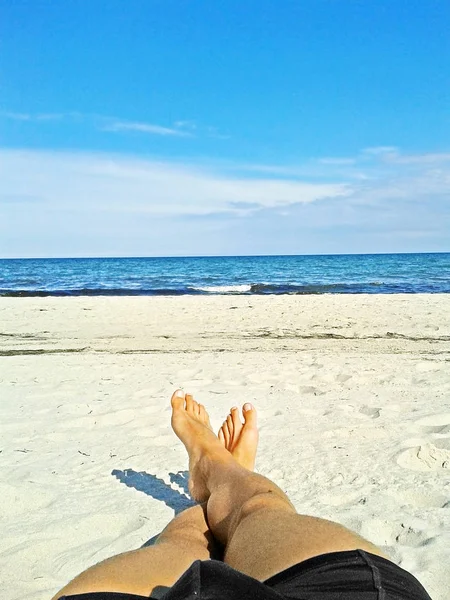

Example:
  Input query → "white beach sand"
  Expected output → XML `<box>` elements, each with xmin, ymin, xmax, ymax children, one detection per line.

<box><xmin>1</xmin><ymin>295</ymin><xmax>449</xmax><ymax>600</ymax></box>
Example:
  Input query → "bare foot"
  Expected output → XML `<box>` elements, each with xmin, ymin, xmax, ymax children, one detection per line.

<box><xmin>218</xmin><ymin>403</ymin><xmax>258</xmax><ymax>470</ymax></box>
<box><xmin>171</xmin><ymin>389</ymin><xmax>232</xmax><ymax>502</ymax></box>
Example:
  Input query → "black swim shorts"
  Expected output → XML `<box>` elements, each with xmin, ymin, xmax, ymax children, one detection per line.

<box><xmin>59</xmin><ymin>550</ymin><xmax>432</xmax><ymax>600</ymax></box>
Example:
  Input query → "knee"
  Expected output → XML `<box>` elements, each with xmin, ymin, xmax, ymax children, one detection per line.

<box><xmin>159</xmin><ymin>521</ymin><xmax>209</xmax><ymax>546</ymax></box>
<box><xmin>238</xmin><ymin>491</ymin><xmax>294</xmax><ymax>521</ymax></box>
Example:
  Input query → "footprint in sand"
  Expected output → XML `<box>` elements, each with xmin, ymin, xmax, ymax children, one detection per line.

<box><xmin>415</xmin><ymin>413</ymin><xmax>450</xmax><ymax>436</ymax></box>
<box><xmin>396</xmin><ymin>438</ymin><xmax>450</xmax><ymax>472</ymax></box>
<box><xmin>359</xmin><ymin>405</ymin><xmax>381</xmax><ymax>419</ymax></box>
<box><xmin>336</xmin><ymin>373</ymin><xmax>353</xmax><ymax>383</ymax></box>
<box><xmin>299</xmin><ymin>385</ymin><xmax>323</xmax><ymax>395</ymax></box>
<box><xmin>421</xmin><ymin>424</ymin><xmax>450</xmax><ymax>435</ymax></box>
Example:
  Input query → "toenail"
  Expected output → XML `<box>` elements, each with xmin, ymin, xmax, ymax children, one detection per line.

<box><xmin>175</xmin><ymin>389</ymin><xmax>184</xmax><ymax>398</ymax></box>
<box><xmin>243</xmin><ymin>403</ymin><xmax>253</xmax><ymax>411</ymax></box>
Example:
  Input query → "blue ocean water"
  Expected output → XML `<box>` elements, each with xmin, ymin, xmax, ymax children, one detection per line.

<box><xmin>0</xmin><ymin>254</ymin><xmax>449</xmax><ymax>296</ymax></box>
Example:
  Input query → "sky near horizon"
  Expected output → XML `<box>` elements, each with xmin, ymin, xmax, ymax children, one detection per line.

<box><xmin>1</xmin><ymin>1</ymin><xmax>450</xmax><ymax>258</ymax></box>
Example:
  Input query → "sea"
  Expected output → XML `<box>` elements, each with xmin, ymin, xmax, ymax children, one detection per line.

<box><xmin>0</xmin><ymin>253</ymin><xmax>449</xmax><ymax>296</ymax></box>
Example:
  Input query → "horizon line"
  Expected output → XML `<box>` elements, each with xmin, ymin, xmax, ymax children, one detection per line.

<box><xmin>1</xmin><ymin>251</ymin><xmax>449</xmax><ymax>261</ymax></box>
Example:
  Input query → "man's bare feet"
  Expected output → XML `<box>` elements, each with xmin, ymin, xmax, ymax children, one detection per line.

<box><xmin>171</xmin><ymin>390</ymin><xmax>233</xmax><ymax>502</ymax></box>
<box><xmin>218</xmin><ymin>404</ymin><xmax>258</xmax><ymax>470</ymax></box>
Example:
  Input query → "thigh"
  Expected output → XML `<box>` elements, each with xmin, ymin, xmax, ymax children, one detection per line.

<box><xmin>52</xmin><ymin>506</ymin><xmax>215</xmax><ymax>600</ymax></box>
<box><xmin>224</xmin><ymin>497</ymin><xmax>386</xmax><ymax>582</ymax></box>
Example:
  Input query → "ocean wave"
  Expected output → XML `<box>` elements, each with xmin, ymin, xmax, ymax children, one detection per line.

<box><xmin>0</xmin><ymin>288</ymin><xmax>190</xmax><ymax>297</ymax></box>
<box><xmin>248</xmin><ymin>282</ymin><xmax>387</xmax><ymax>294</ymax></box>
<box><xmin>190</xmin><ymin>285</ymin><xmax>252</xmax><ymax>293</ymax></box>
<box><xmin>0</xmin><ymin>280</ymin><xmax>447</xmax><ymax>297</ymax></box>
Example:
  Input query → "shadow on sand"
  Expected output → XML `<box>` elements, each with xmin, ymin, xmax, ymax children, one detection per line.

<box><xmin>111</xmin><ymin>468</ymin><xmax>196</xmax><ymax>547</ymax></box>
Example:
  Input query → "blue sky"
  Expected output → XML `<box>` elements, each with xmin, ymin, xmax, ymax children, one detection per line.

<box><xmin>1</xmin><ymin>0</ymin><xmax>449</xmax><ymax>257</ymax></box>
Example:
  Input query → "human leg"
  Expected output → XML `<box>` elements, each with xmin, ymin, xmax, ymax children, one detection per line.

<box><xmin>52</xmin><ymin>394</ymin><xmax>221</xmax><ymax>599</ymax></box>
<box><xmin>172</xmin><ymin>390</ymin><xmax>386</xmax><ymax>583</ymax></box>
<box><xmin>52</xmin><ymin>502</ymin><xmax>218</xmax><ymax>599</ymax></box>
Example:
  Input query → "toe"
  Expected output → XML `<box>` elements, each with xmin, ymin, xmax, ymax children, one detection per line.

<box><xmin>227</xmin><ymin>414</ymin><xmax>234</xmax><ymax>439</ymax></box>
<box><xmin>222</xmin><ymin>420</ymin><xmax>230</xmax><ymax>446</ymax></box>
<box><xmin>218</xmin><ymin>427</ymin><xmax>225</xmax><ymax>445</ymax></box>
<box><xmin>171</xmin><ymin>389</ymin><xmax>185</xmax><ymax>410</ymax></box>
<box><xmin>185</xmin><ymin>393</ymin><xmax>194</xmax><ymax>413</ymax></box>
<box><xmin>199</xmin><ymin>403</ymin><xmax>207</xmax><ymax>422</ymax></box>
<box><xmin>243</xmin><ymin>403</ymin><xmax>257</xmax><ymax>428</ymax></box>
<box><xmin>231</xmin><ymin>406</ymin><xmax>243</xmax><ymax>435</ymax></box>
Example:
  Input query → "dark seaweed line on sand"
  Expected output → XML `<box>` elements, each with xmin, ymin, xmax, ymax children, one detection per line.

<box><xmin>2</xmin><ymin>332</ymin><xmax>448</xmax><ymax>344</ymax></box>
<box><xmin>2</xmin><ymin>348</ymin><xmax>450</xmax><ymax>358</ymax></box>
<box><xmin>2</xmin><ymin>334</ymin><xmax>450</xmax><ymax>357</ymax></box>
<box><xmin>250</xmin><ymin>331</ymin><xmax>450</xmax><ymax>342</ymax></box>
<box><xmin>0</xmin><ymin>347</ymin><xmax>214</xmax><ymax>356</ymax></box>
<box><xmin>0</xmin><ymin>348</ymin><xmax>88</xmax><ymax>357</ymax></box>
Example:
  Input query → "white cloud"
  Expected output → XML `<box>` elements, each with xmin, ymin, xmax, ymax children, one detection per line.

<box><xmin>1</xmin><ymin>111</ymin><xmax>64</xmax><ymax>121</ymax></box>
<box><xmin>173</xmin><ymin>120</ymin><xmax>197</xmax><ymax>130</ymax></box>
<box><xmin>1</xmin><ymin>111</ymin><xmax>32</xmax><ymax>120</ymax></box>
<box><xmin>385</xmin><ymin>152</ymin><xmax>450</xmax><ymax>165</ymax></box>
<box><xmin>0</xmin><ymin>147</ymin><xmax>449</xmax><ymax>257</ymax></box>
<box><xmin>35</xmin><ymin>113</ymin><xmax>64</xmax><ymax>121</ymax></box>
<box><xmin>101</xmin><ymin>120</ymin><xmax>192</xmax><ymax>137</ymax></box>
<box><xmin>0</xmin><ymin>110</ymin><xmax>211</xmax><ymax>137</ymax></box>
<box><xmin>0</xmin><ymin>149</ymin><xmax>348</xmax><ymax>217</ymax></box>
<box><xmin>362</xmin><ymin>146</ymin><xmax>399</xmax><ymax>156</ymax></box>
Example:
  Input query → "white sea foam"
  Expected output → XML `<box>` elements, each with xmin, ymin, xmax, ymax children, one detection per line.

<box><xmin>193</xmin><ymin>285</ymin><xmax>252</xmax><ymax>293</ymax></box>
